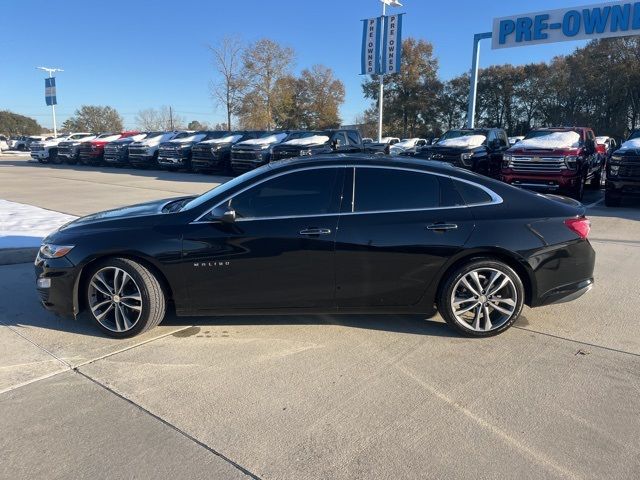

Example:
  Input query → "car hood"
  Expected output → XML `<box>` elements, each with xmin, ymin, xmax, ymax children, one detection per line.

<box><xmin>427</xmin><ymin>144</ymin><xmax>483</xmax><ymax>154</ymax></box>
<box><xmin>507</xmin><ymin>146</ymin><xmax>579</xmax><ymax>156</ymax></box>
<box><xmin>58</xmin><ymin>198</ymin><xmax>186</xmax><ymax>231</ymax></box>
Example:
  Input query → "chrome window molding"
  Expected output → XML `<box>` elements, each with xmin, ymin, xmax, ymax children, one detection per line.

<box><xmin>191</xmin><ymin>164</ymin><xmax>503</xmax><ymax>224</ymax></box>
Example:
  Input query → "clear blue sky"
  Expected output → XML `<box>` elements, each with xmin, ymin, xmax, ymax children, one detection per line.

<box><xmin>0</xmin><ymin>0</ymin><xmax>597</xmax><ymax>130</ymax></box>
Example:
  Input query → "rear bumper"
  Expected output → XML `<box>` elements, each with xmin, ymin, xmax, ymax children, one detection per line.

<box><xmin>538</xmin><ymin>278</ymin><xmax>593</xmax><ymax>306</ymax></box>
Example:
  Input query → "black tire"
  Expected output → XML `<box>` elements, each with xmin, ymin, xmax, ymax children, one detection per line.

<box><xmin>85</xmin><ymin>258</ymin><xmax>166</xmax><ymax>338</ymax></box>
<box><xmin>571</xmin><ymin>175</ymin><xmax>585</xmax><ymax>201</ymax></box>
<box><xmin>438</xmin><ymin>259</ymin><xmax>525</xmax><ymax>337</ymax></box>
<box><xmin>17</xmin><ymin>144</ymin><xmax>25</xmax><ymax>151</ymax></box>
<box><xmin>605</xmin><ymin>190</ymin><xmax>622</xmax><ymax>207</ymax></box>
<box><xmin>50</xmin><ymin>149</ymin><xmax>62</xmax><ymax>164</ymax></box>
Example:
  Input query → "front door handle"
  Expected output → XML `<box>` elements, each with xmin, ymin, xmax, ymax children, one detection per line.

<box><xmin>426</xmin><ymin>223</ymin><xmax>458</xmax><ymax>231</ymax></box>
<box><xmin>299</xmin><ymin>228</ymin><xmax>332</xmax><ymax>236</ymax></box>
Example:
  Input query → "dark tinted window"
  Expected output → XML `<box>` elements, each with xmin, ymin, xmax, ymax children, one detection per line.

<box><xmin>347</xmin><ymin>131</ymin><xmax>361</xmax><ymax>146</ymax></box>
<box><xmin>453</xmin><ymin>180</ymin><xmax>493</xmax><ymax>205</ymax></box>
<box><xmin>354</xmin><ymin>168</ymin><xmax>440</xmax><ymax>212</ymax></box>
<box><xmin>230</xmin><ymin>168</ymin><xmax>339</xmax><ymax>218</ymax></box>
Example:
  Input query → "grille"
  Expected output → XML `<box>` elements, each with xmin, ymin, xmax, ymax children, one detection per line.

<box><xmin>191</xmin><ymin>145</ymin><xmax>214</xmax><ymax>161</ymax></box>
<box><xmin>128</xmin><ymin>146</ymin><xmax>148</xmax><ymax>157</ymax></box>
<box><xmin>58</xmin><ymin>145</ymin><xmax>74</xmax><ymax>157</ymax></box>
<box><xmin>510</xmin><ymin>157</ymin><xmax>565</xmax><ymax>173</ymax></box>
<box><xmin>158</xmin><ymin>147</ymin><xmax>183</xmax><ymax>159</ymax></box>
<box><xmin>78</xmin><ymin>144</ymin><xmax>94</xmax><ymax>160</ymax></box>
<box><xmin>619</xmin><ymin>165</ymin><xmax>640</xmax><ymax>178</ymax></box>
<box><xmin>30</xmin><ymin>145</ymin><xmax>44</xmax><ymax>151</ymax></box>
<box><xmin>232</xmin><ymin>150</ymin><xmax>260</xmax><ymax>161</ymax></box>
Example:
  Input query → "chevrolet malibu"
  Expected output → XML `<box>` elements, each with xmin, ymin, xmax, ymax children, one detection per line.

<box><xmin>35</xmin><ymin>156</ymin><xmax>595</xmax><ymax>338</ymax></box>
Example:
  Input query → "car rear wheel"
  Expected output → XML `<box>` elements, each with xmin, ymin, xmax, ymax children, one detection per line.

<box><xmin>438</xmin><ymin>260</ymin><xmax>524</xmax><ymax>337</ymax></box>
<box><xmin>86</xmin><ymin>258</ymin><xmax>166</xmax><ymax>338</ymax></box>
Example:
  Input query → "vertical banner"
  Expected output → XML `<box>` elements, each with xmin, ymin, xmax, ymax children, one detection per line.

<box><xmin>361</xmin><ymin>16</ymin><xmax>382</xmax><ymax>75</ymax></box>
<box><xmin>382</xmin><ymin>14</ymin><xmax>403</xmax><ymax>74</ymax></box>
<box><xmin>45</xmin><ymin>77</ymin><xmax>57</xmax><ymax>106</ymax></box>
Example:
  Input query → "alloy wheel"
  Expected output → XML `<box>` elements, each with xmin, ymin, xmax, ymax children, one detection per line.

<box><xmin>88</xmin><ymin>267</ymin><xmax>143</xmax><ymax>333</ymax></box>
<box><xmin>449</xmin><ymin>268</ymin><xmax>518</xmax><ymax>333</ymax></box>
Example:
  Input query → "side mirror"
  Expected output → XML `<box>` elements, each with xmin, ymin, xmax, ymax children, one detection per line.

<box><xmin>331</xmin><ymin>139</ymin><xmax>338</xmax><ymax>151</ymax></box>
<box><xmin>221</xmin><ymin>209</ymin><xmax>236</xmax><ymax>224</ymax></box>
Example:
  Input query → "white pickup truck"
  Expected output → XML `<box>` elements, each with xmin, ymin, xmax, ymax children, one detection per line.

<box><xmin>128</xmin><ymin>131</ymin><xmax>192</xmax><ymax>167</ymax></box>
<box><xmin>30</xmin><ymin>133</ymin><xmax>94</xmax><ymax>164</ymax></box>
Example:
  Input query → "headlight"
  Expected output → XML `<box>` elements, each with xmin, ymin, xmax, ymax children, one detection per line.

<box><xmin>609</xmin><ymin>165</ymin><xmax>620</xmax><ymax>176</ymax></box>
<box><xmin>460</xmin><ymin>152</ymin><xmax>474</xmax><ymax>166</ymax></box>
<box><xmin>260</xmin><ymin>144</ymin><xmax>271</xmax><ymax>150</ymax></box>
<box><xmin>299</xmin><ymin>149</ymin><xmax>313</xmax><ymax>156</ymax></box>
<box><xmin>502</xmin><ymin>154</ymin><xmax>513</xmax><ymax>167</ymax></box>
<box><xmin>564</xmin><ymin>155</ymin><xmax>578</xmax><ymax>170</ymax></box>
<box><xmin>39</xmin><ymin>244</ymin><xmax>74</xmax><ymax>259</ymax></box>
<box><xmin>610</xmin><ymin>156</ymin><xmax>622</xmax><ymax>163</ymax></box>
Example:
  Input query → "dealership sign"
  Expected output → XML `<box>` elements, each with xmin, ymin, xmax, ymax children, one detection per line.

<box><xmin>361</xmin><ymin>14</ymin><xmax>404</xmax><ymax>74</ymax></box>
<box><xmin>45</xmin><ymin>77</ymin><xmax>57</xmax><ymax>106</ymax></box>
<box><xmin>493</xmin><ymin>1</ymin><xmax>640</xmax><ymax>49</ymax></box>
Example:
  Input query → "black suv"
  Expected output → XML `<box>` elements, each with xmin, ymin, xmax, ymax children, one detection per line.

<box><xmin>605</xmin><ymin>130</ymin><xmax>640</xmax><ymax>206</ymax></box>
<box><xmin>231</xmin><ymin>131</ymin><xmax>311</xmax><ymax>174</ymax></box>
<box><xmin>191</xmin><ymin>131</ymin><xmax>266</xmax><ymax>173</ymax></box>
<box><xmin>416</xmin><ymin>128</ymin><xmax>509</xmax><ymax>178</ymax></box>
<box><xmin>271</xmin><ymin>129</ymin><xmax>364</xmax><ymax>161</ymax></box>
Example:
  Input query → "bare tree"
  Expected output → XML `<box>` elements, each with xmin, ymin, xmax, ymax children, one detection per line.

<box><xmin>135</xmin><ymin>106</ymin><xmax>185</xmax><ymax>131</ymax></box>
<box><xmin>209</xmin><ymin>36</ymin><xmax>246</xmax><ymax>131</ymax></box>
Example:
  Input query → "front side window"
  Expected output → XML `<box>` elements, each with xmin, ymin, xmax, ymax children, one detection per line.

<box><xmin>331</xmin><ymin>132</ymin><xmax>347</xmax><ymax>147</ymax></box>
<box><xmin>354</xmin><ymin>168</ymin><xmax>440</xmax><ymax>212</ymax></box>
<box><xmin>230</xmin><ymin>168</ymin><xmax>340</xmax><ymax>219</ymax></box>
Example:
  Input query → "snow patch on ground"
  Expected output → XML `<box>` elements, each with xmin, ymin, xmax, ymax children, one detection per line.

<box><xmin>438</xmin><ymin>135</ymin><xmax>486</xmax><ymax>148</ymax></box>
<box><xmin>519</xmin><ymin>131</ymin><xmax>581</xmax><ymax>149</ymax></box>
<box><xmin>0</xmin><ymin>200</ymin><xmax>77</xmax><ymax>248</ymax></box>
<box><xmin>619</xmin><ymin>138</ymin><xmax>640</xmax><ymax>151</ymax></box>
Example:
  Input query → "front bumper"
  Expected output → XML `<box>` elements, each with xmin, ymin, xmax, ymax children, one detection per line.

<box><xmin>606</xmin><ymin>178</ymin><xmax>640</xmax><ymax>197</ymax></box>
<box><xmin>34</xmin><ymin>254</ymin><xmax>78</xmax><ymax>317</ymax></box>
<box><xmin>502</xmin><ymin>170</ymin><xmax>580</xmax><ymax>193</ymax></box>
<box><xmin>191</xmin><ymin>150</ymin><xmax>227</xmax><ymax>170</ymax></box>
<box><xmin>30</xmin><ymin>151</ymin><xmax>48</xmax><ymax>160</ymax></box>
<box><xmin>129</xmin><ymin>152</ymin><xmax>156</xmax><ymax>166</ymax></box>
<box><xmin>158</xmin><ymin>151</ymin><xmax>189</xmax><ymax>167</ymax></box>
<box><xmin>104</xmin><ymin>151</ymin><xmax>129</xmax><ymax>164</ymax></box>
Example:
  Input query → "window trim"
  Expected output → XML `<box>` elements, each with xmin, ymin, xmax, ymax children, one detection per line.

<box><xmin>191</xmin><ymin>164</ymin><xmax>503</xmax><ymax>224</ymax></box>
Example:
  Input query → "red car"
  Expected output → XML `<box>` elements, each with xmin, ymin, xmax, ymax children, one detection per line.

<box><xmin>78</xmin><ymin>131</ymin><xmax>140</xmax><ymax>165</ymax></box>
<box><xmin>501</xmin><ymin>127</ymin><xmax>602</xmax><ymax>200</ymax></box>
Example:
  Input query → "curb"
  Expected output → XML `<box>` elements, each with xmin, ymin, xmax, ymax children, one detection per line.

<box><xmin>0</xmin><ymin>248</ymin><xmax>38</xmax><ymax>266</ymax></box>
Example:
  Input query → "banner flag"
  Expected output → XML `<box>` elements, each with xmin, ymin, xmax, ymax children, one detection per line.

<box><xmin>45</xmin><ymin>77</ymin><xmax>57</xmax><ymax>106</ymax></box>
<box><xmin>361</xmin><ymin>16</ymin><xmax>382</xmax><ymax>75</ymax></box>
<box><xmin>382</xmin><ymin>14</ymin><xmax>403</xmax><ymax>74</ymax></box>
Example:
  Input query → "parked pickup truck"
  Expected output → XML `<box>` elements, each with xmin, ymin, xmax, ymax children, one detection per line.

<box><xmin>157</xmin><ymin>131</ymin><xmax>227</xmax><ymax>171</ymax></box>
<box><xmin>191</xmin><ymin>131</ymin><xmax>266</xmax><ymax>173</ymax></box>
<box><xmin>78</xmin><ymin>132</ymin><xmax>140</xmax><ymax>165</ymax></box>
<box><xmin>128</xmin><ymin>131</ymin><xmax>191</xmax><ymax>168</ymax></box>
<box><xmin>271</xmin><ymin>129</ymin><xmax>364</xmax><ymax>160</ymax></box>
<box><xmin>30</xmin><ymin>133</ymin><xmax>94</xmax><ymax>164</ymax></box>
<box><xmin>363</xmin><ymin>137</ymin><xmax>400</xmax><ymax>154</ymax></box>
<box><xmin>104</xmin><ymin>132</ymin><xmax>151</xmax><ymax>166</ymax></box>
<box><xmin>390</xmin><ymin>138</ymin><xmax>428</xmax><ymax>156</ymax></box>
<box><xmin>605</xmin><ymin>130</ymin><xmax>640</xmax><ymax>206</ymax></box>
<box><xmin>501</xmin><ymin>127</ymin><xmax>601</xmax><ymax>200</ymax></box>
<box><xmin>230</xmin><ymin>131</ymin><xmax>304</xmax><ymax>174</ymax></box>
<box><xmin>416</xmin><ymin>128</ymin><xmax>509</xmax><ymax>178</ymax></box>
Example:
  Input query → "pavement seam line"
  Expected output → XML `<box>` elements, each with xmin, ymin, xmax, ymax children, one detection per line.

<box><xmin>74</xmin><ymin>369</ymin><xmax>262</xmax><ymax>480</ymax></box>
<box><xmin>0</xmin><ymin>320</ymin><xmax>72</xmax><ymax>368</ymax></box>
<box><xmin>72</xmin><ymin>325</ymin><xmax>195</xmax><ymax>369</ymax></box>
<box><xmin>0</xmin><ymin>326</ymin><xmax>193</xmax><ymax>396</ymax></box>
<box><xmin>513</xmin><ymin>326</ymin><xmax>640</xmax><ymax>358</ymax></box>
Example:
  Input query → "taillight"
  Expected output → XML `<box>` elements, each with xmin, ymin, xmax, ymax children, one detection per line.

<box><xmin>564</xmin><ymin>217</ymin><xmax>591</xmax><ymax>239</ymax></box>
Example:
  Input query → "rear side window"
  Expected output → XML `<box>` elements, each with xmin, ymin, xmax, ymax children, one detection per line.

<box><xmin>354</xmin><ymin>168</ymin><xmax>440</xmax><ymax>212</ymax></box>
<box><xmin>347</xmin><ymin>131</ymin><xmax>361</xmax><ymax>146</ymax></box>
<box><xmin>453</xmin><ymin>180</ymin><xmax>493</xmax><ymax>205</ymax></box>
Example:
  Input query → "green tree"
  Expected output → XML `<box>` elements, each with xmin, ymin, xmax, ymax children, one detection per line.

<box><xmin>63</xmin><ymin>105</ymin><xmax>124</xmax><ymax>132</ymax></box>
<box><xmin>0</xmin><ymin>111</ymin><xmax>42</xmax><ymax>135</ymax></box>
<box><xmin>298</xmin><ymin>65</ymin><xmax>345</xmax><ymax>129</ymax></box>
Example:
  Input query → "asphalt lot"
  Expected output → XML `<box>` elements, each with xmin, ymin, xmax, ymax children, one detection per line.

<box><xmin>1</xmin><ymin>155</ymin><xmax>640</xmax><ymax>479</ymax></box>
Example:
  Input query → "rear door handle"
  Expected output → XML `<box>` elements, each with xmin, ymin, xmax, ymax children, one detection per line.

<box><xmin>299</xmin><ymin>228</ymin><xmax>332</xmax><ymax>236</ymax></box>
<box><xmin>426</xmin><ymin>223</ymin><xmax>458</xmax><ymax>231</ymax></box>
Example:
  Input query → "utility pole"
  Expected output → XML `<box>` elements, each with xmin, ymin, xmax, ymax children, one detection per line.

<box><xmin>36</xmin><ymin>66</ymin><xmax>63</xmax><ymax>137</ymax></box>
<box><xmin>169</xmin><ymin>106</ymin><xmax>174</xmax><ymax>130</ymax></box>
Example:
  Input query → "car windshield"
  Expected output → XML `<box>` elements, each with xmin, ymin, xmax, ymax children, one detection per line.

<box><xmin>285</xmin><ymin>131</ymin><xmax>323</xmax><ymax>141</ymax></box>
<box><xmin>173</xmin><ymin>132</ymin><xmax>191</xmax><ymax>139</ymax></box>
<box><xmin>203</xmin><ymin>131</ymin><xmax>230</xmax><ymax>140</ymax></box>
<box><xmin>145</xmin><ymin>132</ymin><xmax>165</xmax><ymax>139</ymax></box>
<box><xmin>180</xmin><ymin>166</ymin><xmax>269</xmax><ymax>212</ymax></box>
<box><xmin>629</xmin><ymin>131</ymin><xmax>640</xmax><ymax>140</ymax></box>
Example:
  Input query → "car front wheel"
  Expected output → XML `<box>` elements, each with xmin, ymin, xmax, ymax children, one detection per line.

<box><xmin>438</xmin><ymin>260</ymin><xmax>525</xmax><ymax>337</ymax></box>
<box><xmin>86</xmin><ymin>258</ymin><xmax>166</xmax><ymax>338</ymax></box>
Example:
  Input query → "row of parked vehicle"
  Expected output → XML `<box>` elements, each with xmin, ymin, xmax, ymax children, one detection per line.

<box><xmin>13</xmin><ymin>124</ymin><xmax>640</xmax><ymax>207</ymax></box>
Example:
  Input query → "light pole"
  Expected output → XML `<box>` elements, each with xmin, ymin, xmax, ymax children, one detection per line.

<box><xmin>36</xmin><ymin>66</ymin><xmax>63</xmax><ymax>137</ymax></box>
<box><xmin>377</xmin><ymin>0</ymin><xmax>402</xmax><ymax>142</ymax></box>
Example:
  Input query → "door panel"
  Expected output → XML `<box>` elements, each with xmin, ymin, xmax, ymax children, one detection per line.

<box><xmin>335</xmin><ymin>208</ymin><xmax>474</xmax><ymax>307</ymax></box>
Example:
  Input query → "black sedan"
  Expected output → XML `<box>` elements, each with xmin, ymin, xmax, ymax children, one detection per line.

<box><xmin>35</xmin><ymin>155</ymin><xmax>595</xmax><ymax>338</ymax></box>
